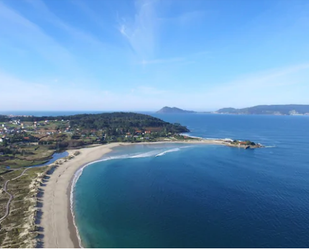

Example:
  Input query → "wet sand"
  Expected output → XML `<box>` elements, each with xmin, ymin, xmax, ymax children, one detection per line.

<box><xmin>41</xmin><ymin>139</ymin><xmax>231</xmax><ymax>248</ymax></box>
<box><xmin>41</xmin><ymin>143</ymin><xmax>123</xmax><ymax>248</ymax></box>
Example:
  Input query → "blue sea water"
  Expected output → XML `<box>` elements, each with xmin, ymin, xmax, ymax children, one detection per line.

<box><xmin>73</xmin><ymin>114</ymin><xmax>309</xmax><ymax>247</ymax></box>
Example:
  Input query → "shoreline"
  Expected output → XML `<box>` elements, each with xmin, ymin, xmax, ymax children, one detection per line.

<box><xmin>40</xmin><ymin>143</ymin><xmax>122</xmax><ymax>248</ymax></box>
<box><xmin>68</xmin><ymin>176</ymin><xmax>80</xmax><ymax>248</ymax></box>
<box><xmin>41</xmin><ymin>138</ymin><xmax>262</xmax><ymax>248</ymax></box>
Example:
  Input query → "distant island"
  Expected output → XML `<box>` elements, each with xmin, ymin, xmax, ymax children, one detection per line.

<box><xmin>0</xmin><ymin>111</ymin><xmax>265</xmax><ymax>248</ymax></box>
<box><xmin>156</xmin><ymin>104</ymin><xmax>309</xmax><ymax>115</ymax></box>
<box><xmin>215</xmin><ymin>105</ymin><xmax>309</xmax><ymax>115</ymax></box>
<box><xmin>156</xmin><ymin>106</ymin><xmax>196</xmax><ymax>114</ymax></box>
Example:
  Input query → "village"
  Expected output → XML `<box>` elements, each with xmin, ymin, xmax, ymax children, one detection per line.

<box><xmin>0</xmin><ymin>113</ymin><xmax>191</xmax><ymax>171</ymax></box>
<box><xmin>0</xmin><ymin>118</ymin><xmax>172</xmax><ymax>145</ymax></box>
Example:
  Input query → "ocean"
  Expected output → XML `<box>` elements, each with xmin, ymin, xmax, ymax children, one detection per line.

<box><xmin>72</xmin><ymin>114</ymin><xmax>309</xmax><ymax>247</ymax></box>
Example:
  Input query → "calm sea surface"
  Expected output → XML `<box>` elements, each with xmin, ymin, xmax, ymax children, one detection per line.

<box><xmin>71</xmin><ymin>114</ymin><xmax>309</xmax><ymax>247</ymax></box>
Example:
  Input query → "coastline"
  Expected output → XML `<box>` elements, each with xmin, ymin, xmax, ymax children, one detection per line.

<box><xmin>40</xmin><ymin>143</ymin><xmax>123</xmax><ymax>248</ymax></box>
<box><xmin>41</xmin><ymin>138</ymin><xmax>261</xmax><ymax>248</ymax></box>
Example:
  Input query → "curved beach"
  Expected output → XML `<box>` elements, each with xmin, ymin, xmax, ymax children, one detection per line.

<box><xmin>40</xmin><ymin>139</ymin><xmax>253</xmax><ymax>248</ymax></box>
<box><xmin>41</xmin><ymin>143</ymin><xmax>123</xmax><ymax>248</ymax></box>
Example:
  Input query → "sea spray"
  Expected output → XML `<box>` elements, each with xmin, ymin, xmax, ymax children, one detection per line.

<box><xmin>180</xmin><ymin>133</ymin><xmax>226</xmax><ymax>140</ymax></box>
<box><xmin>155</xmin><ymin>148</ymin><xmax>181</xmax><ymax>157</ymax></box>
<box><xmin>70</xmin><ymin>145</ymin><xmax>191</xmax><ymax>247</ymax></box>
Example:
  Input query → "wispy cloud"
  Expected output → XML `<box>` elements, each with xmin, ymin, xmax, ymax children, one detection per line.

<box><xmin>118</xmin><ymin>0</ymin><xmax>158</xmax><ymax>60</ymax></box>
<box><xmin>0</xmin><ymin>71</ymin><xmax>114</xmax><ymax>110</ymax></box>
<box><xmin>118</xmin><ymin>1</ymin><xmax>207</xmax><ymax>64</ymax></box>
<box><xmin>25</xmin><ymin>0</ymin><xmax>106</xmax><ymax>49</ymax></box>
<box><xmin>223</xmin><ymin>63</ymin><xmax>309</xmax><ymax>89</ymax></box>
<box><xmin>0</xmin><ymin>1</ymin><xmax>76</xmax><ymax>71</ymax></box>
<box><xmin>0</xmin><ymin>71</ymin><xmax>167</xmax><ymax>111</ymax></box>
<box><xmin>197</xmin><ymin>63</ymin><xmax>309</xmax><ymax>109</ymax></box>
<box><xmin>143</xmin><ymin>63</ymin><xmax>309</xmax><ymax>111</ymax></box>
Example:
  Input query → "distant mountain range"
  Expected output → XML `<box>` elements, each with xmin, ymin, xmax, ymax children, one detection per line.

<box><xmin>156</xmin><ymin>105</ymin><xmax>309</xmax><ymax>115</ymax></box>
<box><xmin>156</xmin><ymin>106</ymin><xmax>196</xmax><ymax>114</ymax></box>
<box><xmin>215</xmin><ymin>105</ymin><xmax>309</xmax><ymax>115</ymax></box>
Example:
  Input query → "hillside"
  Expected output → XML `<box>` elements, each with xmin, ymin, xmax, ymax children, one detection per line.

<box><xmin>216</xmin><ymin>105</ymin><xmax>309</xmax><ymax>115</ymax></box>
<box><xmin>0</xmin><ymin>112</ymin><xmax>190</xmax><ymax>170</ymax></box>
<box><xmin>7</xmin><ymin>112</ymin><xmax>190</xmax><ymax>134</ymax></box>
<box><xmin>156</xmin><ymin>106</ymin><xmax>196</xmax><ymax>114</ymax></box>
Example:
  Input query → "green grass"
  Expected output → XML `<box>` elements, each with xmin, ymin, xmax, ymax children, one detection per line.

<box><xmin>0</xmin><ymin>123</ymin><xmax>17</xmax><ymax>128</ymax></box>
<box><xmin>0</xmin><ymin>166</ymin><xmax>48</xmax><ymax>248</ymax></box>
<box><xmin>0</xmin><ymin>146</ymin><xmax>54</xmax><ymax>170</ymax></box>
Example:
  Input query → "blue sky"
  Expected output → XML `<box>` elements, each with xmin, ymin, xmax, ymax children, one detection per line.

<box><xmin>0</xmin><ymin>0</ymin><xmax>309</xmax><ymax>111</ymax></box>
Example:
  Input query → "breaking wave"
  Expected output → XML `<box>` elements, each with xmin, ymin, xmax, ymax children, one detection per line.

<box><xmin>155</xmin><ymin>148</ymin><xmax>181</xmax><ymax>157</ymax></box>
<box><xmin>70</xmin><ymin>145</ymin><xmax>192</xmax><ymax>246</ymax></box>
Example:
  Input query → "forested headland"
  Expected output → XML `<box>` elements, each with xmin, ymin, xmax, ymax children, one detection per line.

<box><xmin>0</xmin><ymin>112</ymin><xmax>190</xmax><ymax>171</ymax></box>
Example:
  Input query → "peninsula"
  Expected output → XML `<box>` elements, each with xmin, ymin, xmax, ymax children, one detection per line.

<box><xmin>0</xmin><ymin>112</ymin><xmax>263</xmax><ymax>247</ymax></box>
<box><xmin>0</xmin><ymin>112</ymin><xmax>189</xmax><ymax>172</ymax></box>
<box><xmin>215</xmin><ymin>104</ymin><xmax>309</xmax><ymax>115</ymax></box>
<box><xmin>156</xmin><ymin>104</ymin><xmax>309</xmax><ymax>115</ymax></box>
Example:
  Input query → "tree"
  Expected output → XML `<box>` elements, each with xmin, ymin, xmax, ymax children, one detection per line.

<box><xmin>2</xmin><ymin>139</ymin><xmax>8</xmax><ymax>146</ymax></box>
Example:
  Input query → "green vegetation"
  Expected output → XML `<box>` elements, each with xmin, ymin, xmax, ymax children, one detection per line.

<box><xmin>216</xmin><ymin>104</ymin><xmax>309</xmax><ymax>115</ymax></box>
<box><xmin>0</xmin><ymin>116</ymin><xmax>9</xmax><ymax>122</ymax></box>
<box><xmin>16</xmin><ymin>112</ymin><xmax>188</xmax><ymax>132</ymax></box>
<box><xmin>0</xmin><ymin>112</ymin><xmax>190</xmax><ymax>172</ymax></box>
<box><xmin>231</xmin><ymin>140</ymin><xmax>256</xmax><ymax>145</ymax></box>
<box><xmin>0</xmin><ymin>145</ymin><xmax>54</xmax><ymax>172</ymax></box>
<box><xmin>156</xmin><ymin>106</ymin><xmax>196</xmax><ymax>114</ymax></box>
<box><xmin>0</xmin><ymin>166</ymin><xmax>48</xmax><ymax>248</ymax></box>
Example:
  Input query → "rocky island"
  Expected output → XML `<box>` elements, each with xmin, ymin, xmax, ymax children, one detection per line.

<box><xmin>0</xmin><ymin>112</ymin><xmax>265</xmax><ymax>247</ymax></box>
<box><xmin>156</xmin><ymin>106</ymin><xmax>196</xmax><ymax>114</ymax></box>
<box><xmin>182</xmin><ymin>137</ymin><xmax>264</xmax><ymax>149</ymax></box>
<box><xmin>215</xmin><ymin>104</ymin><xmax>309</xmax><ymax>115</ymax></box>
<box><xmin>223</xmin><ymin>139</ymin><xmax>264</xmax><ymax>149</ymax></box>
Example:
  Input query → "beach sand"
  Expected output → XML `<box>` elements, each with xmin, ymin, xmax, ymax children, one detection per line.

<box><xmin>41</xmin><ymin>143</ymin><xmax>124</xmax><ymax>248</ymax></box>
<box><xmin>40</xmin><ymin>139</ymin><xmax>229</xmax><ymax>248</ymax></box>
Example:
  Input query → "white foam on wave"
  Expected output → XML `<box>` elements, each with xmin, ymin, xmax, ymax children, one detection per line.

<box><xmin>70</xmin><ymin>145</ymin><xmax>190</xmax><ymax>247</ymax></box>
<box><xmin>70</xmin><ymin>155</ymin><xmax>129</xmax><ymax>247</ymax></box>
<box><xmin>180</xmin><ymin>133</ymin><xmax>224</xmax><ymax>140</ymax></box>
<box><xmin>155</xmin><ymin>148</ymin><xmax>181</xmax><ymax>157</ymax></box>
<box><xmin>70</xmin><ymin>161</ymin><xmax>97</xmax><ymax>248</ymax></box>
<box><xmin>129</xmin><ymin>150</ymin><xmax>161</xmax><ymax>158</ymax></box>
<box><xmin>264</xmin><ymin>145</ymin><xmax>276</xmax><ymax>148</ymax></box>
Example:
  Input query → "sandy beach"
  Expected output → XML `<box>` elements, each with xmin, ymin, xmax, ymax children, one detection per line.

<box><xmin>40</xmin><ymin>139</ymin><xmax>236</xmax><ymax>248</ymax></box>
<box><xmin>41</xmin><ymin>143</ymin><xmax>125</xmax><ymax>248</ymax></box>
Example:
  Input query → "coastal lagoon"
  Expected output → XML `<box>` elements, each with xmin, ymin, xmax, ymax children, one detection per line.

<box><xmin>73</xmin><ymin>114</ymin><xmax>309</xmax><ymax>247</ymax></box>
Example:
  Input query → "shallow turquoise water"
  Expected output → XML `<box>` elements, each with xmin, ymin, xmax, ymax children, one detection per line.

<box><xmin>73</xmin><ymin>114</ymin><xmax>309</xmax><ymax>247</ymax></box>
